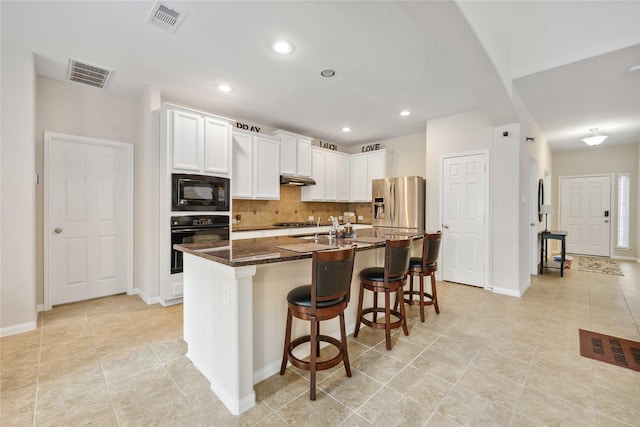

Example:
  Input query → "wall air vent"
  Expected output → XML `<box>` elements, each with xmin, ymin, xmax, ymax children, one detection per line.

<box><xmin>146</xmin><ymin>2</ymin><xmax>186</xmax><ymax>33</ymax></box>
<box><xmin>67</xmin><ymin>59</ymin><xmax>112</xmax><ymax>89</ymax></box>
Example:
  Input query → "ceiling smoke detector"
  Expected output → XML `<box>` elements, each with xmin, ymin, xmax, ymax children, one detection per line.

<box><xmin>146</xmin><ymin>2</ymin><xmax>186</xmax><ymax>33</ymax></box>
<box><xmin>67</xmin><ymin>59</ymin><xmax>112</xmax><ymax>89</ymax></box>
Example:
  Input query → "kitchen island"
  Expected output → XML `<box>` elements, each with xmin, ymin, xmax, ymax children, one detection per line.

<box><xmin>174</xmin><ymin>227</ymin><xmax>422</xmax><ymax>415</ymax></box>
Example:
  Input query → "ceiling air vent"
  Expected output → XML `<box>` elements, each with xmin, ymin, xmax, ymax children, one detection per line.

<box><xmin>146</xmin><ymin>2</ymin><xmax>186</xmax><ymax>33</ymax></box>
<box><xmin>67</xmin><ymin>59</ymin><xmax>112</xmax><ymax>89</ymax></box>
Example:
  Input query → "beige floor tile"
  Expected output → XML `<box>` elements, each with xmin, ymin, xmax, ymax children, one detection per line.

<box><xmin>350</xmin><ymin>348</ymin><xmax>406</xmax><ymax>384</ymax></box>
<box><xmin>116</xmin><ymin>386</ymin><xmax>200</xmax><ymax>426</ymax></box>
<box><xmin>196</xmin><ymin>399</ymin><xmax>275</xmax><ymax>426</ymax></box>
<box><xmin>254</xmin><ymin>369</ymin><xmax>309</xmax><ymax>410</ymax></box>
<box><xmin>100</xmin><ymin>344</ymin><xmax>162</xmax><ymax>383</ymax></box>
<box><xmin>455</xmin><ymin>365</ymin><xmax>523</xmax><ymax>410</ymax></box>
<box><xmin>387</xmin><ymin>365</ymin><xmax>452</xmax><ymax>412</ymax></box>
<box><xmin>593</xmin><ymin>385</ymin><xmax>640</xmax><ymax>426</ymax></box>
<box><xmin>318</xmin><ymin>369</ymin><xmax>383</xmax><ymax>410</ymax></box>
<box><xmin>275</xmin><ymin>390</ymin><xmax>352</xmax><ymax>426</ymax></box>
<box><xmin>436</xmin><ymin>387</ymin><xmax>513</xmax><ymax>426</ymax></box>
<box><xmin>425</xmin><ymin>413</ymin><xmax>463</xmax><ymax>426</ymax></box>
<box><xmin>340</xmin><ymin>412</ymin><xmax>374</xmax><ymax>426</ymax></box>
<box><xmin>372</xmin><ymin>336</ymin><xmax>424</xmax><ymax>364</ymax></box>
<box><xmin>356</xmin><ymin>386</ymin><xmax>432</xmax><ymax>426</ymax></box>
<box><xmin>409</xmin><ymin>347</ymin><xmax>470</xmax><ymax>384</ymax></box>
<box><xmin>164</xmin><ymin>355</ymin><xmax>206</xmax><ymax>387</ymax></box>
<box><xmin>107</xmin><ymin>364</ymin><xmax>175</xmax><ymax>410</ymax></box>
<box><xmin>516</xmin><ymin>386</ymin><xmax>596</xmax><ymax>426</ymax></box>
<box><xmin>0</xmin><ymin>384</ymin><xmax>36</xmax><ymax>426</ymax></box>
<box><xmin>253</xmin><ymin>412</ymin><xmax>289</xmax><ymax>426</ymax></box>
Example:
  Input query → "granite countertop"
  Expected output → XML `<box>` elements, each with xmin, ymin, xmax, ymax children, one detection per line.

<box><xmin>231</xmin><ymin>223</ymin><xmax>372</xmax><ymax>232</ymax></box>
<box><xmin>175</xmin><ymin>227</ymin><xmax>422</xmax><ymax>267</ymax></box>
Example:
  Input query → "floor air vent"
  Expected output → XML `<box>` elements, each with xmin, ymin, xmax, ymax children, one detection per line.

<box><xmin>146</xmin><ymin>2</ymin><xmax>186</xmax><ymax>33</ymax></box>
<box><xmin>67</xmin><ymin>59</ymin><xmax>112</xmax><ymax>89</ymax></box>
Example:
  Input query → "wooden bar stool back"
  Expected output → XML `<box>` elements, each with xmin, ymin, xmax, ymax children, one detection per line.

<box><xmin>404</xmin><ymin>231</ymin><xmax>442</xmax><ymax>322</ymax></box>
<box><xmin>353</xmin><ymin>238</ymin><xmax>412</xmax><ymax>350</ymax></box>
<box><xmin>279</xmin><ymin>246</ymin><xmax>357</xmax><ymax>400</ymax></box>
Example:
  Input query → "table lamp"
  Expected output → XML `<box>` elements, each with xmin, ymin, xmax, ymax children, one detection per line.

<box><xmin>540</xmin><ymin>204</ymin><xmax>553</xmax><ymax>232</ymax></box>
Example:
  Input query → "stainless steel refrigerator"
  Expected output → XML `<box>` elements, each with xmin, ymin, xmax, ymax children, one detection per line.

<box><xmin>372</xmin><ymin>176</ymin><xmax>425</xmax><ymax>229</ymax></box>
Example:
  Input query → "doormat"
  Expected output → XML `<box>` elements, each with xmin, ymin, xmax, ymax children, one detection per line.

<box><xmin>577</xmin><ymin>256</ymin><xmax>624</xmax><ymax>276</ymax></box>
<box><xmin>579</xmin><ymin>329</ymin><xmax>640</xmax><ymax>372</ymax></box>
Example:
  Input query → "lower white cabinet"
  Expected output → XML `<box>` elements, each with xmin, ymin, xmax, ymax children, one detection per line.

<box><xmin>232</xmin><ymin>131</ymin><xmax>280</xmax><ymax>200</ymax></box>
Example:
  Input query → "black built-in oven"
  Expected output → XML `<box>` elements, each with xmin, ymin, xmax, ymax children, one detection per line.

<box><xmin>171</xmin><ymin>215</ymin><xmax>230</xmax><ymax>274</ymax></box>
<box><xmin>172</xmin><ymin>173</ymin><xmax>230</xmax><ymax>211</ymax></box>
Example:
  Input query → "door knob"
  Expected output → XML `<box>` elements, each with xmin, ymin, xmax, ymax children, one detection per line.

<box><xmin>54</xmin><ymin>228</ymin><xmax>62</xmax><ymax>234</ymax></box>
<box><xmin>604</xmin><ymin>220</ymin><xmax>609</xmax><ymax>223</ymax></box>
<box><xmin>530</xmin><ymin>223</ymin><xmax>536</xmax><ymax>226</ymax></box>
<box><xmin>442</xmin><ymin>224</ymin><xmax>449</xmax><ymax>229</ymax></box>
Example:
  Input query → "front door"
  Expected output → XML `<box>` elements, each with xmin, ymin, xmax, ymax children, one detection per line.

<box><xmin>441</xmin><ymin>153</ymin><xmax>487</xmax><ymax>287</ymax></box>
<box><xmin>45</xmin><ymin>132</ymin><xmax>133</xmax><ymax>306</ymax></box>
<box><xmin>559</xmin><ymin>175</ymin><xmax>611</xmax><ymax>257</ymax></box>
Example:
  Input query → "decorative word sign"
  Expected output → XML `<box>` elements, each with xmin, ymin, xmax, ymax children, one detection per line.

<box><xmin>236</xmin><ymin>122</ymin><xmax>261</xmax><ymax>133</ymax></box>
<box><xmin>319</xmin><ymin>141</ymin><xmax>338</xmax><ymax>151</ymax></box>
<box><xmin>361</xmin><ymin>143</ymin><xmax>381</xmax><ymax>152</ymax></box>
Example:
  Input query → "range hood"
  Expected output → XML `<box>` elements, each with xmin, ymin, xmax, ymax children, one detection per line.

<box><xmin>280</xmin><ymin>175</ymin><xmax>316</xmax><ymax>186</ymax></box>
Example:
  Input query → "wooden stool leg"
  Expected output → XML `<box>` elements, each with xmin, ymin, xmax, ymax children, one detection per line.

<box><xmin>310</xmin><ymin>316</ymin><xmax>317</xmax><ymax>401</ymax></box>
<box><xmin>339</xmin><ymin>311</ymin><xmax>351</xmax><ymax>377</ymax></box>
<box><xmin>354</xmin><ymin>282</ymin><xmax>364</xmax><ymax>337</ymax></box>
<box><xmin>280</xmin><ymin>307</ymin><xmax>292</xmax><ymax>375</ymax></box>
<box><xmin>398</xmin><ymin>287</ymin><xmax>409</xmax><ymax>336</ymax></box>
<box><xmin>431</xmin><ymin>274</ymin><xmax>439</xmax><ymax>314</ymax></box>
<box><xmin>419</xmin><ymin>274</ymin><xmax>425</xmax><ymax>322</ymax></box>
<box><xmin>384</xmin><ymin>288</ymin><xmax>392</xmax><ymax>350</ymax></box>
<box><xmin>373</xmin><ymin>290</ymin><xmax>379</xmax><ymax>324</ymax></box>
<box><xmin>316</xmin><ymin>321</ymin><xmax>321</xmax><ymax>356</ymax></box>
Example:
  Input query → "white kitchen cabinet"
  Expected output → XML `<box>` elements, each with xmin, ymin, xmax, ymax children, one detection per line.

<box><xmin>273</xmin><ymin>130</ymin><xmax>312</xmax><ymax>178</ymax></box>
<box><xmin>336</xmin><ymin>152</ymin><xmax>350</xmax><ymax>201</ymax></box>
<box><xmin>303</xmin><ymin>147</ymin><xmax>326</xmax><ymax>201</ymax></box>
<box><xmin>203</xmin><ymin>116</ymin><xmax>231</xmax><ymax>175</ymax></box>
<box><xmin>232</xmin><ymin>131</ymin><xmax>280</xmax><ymax>200</ymax></box>
<box><xmin>302</xmin><ymin>148</ymin><xmax>350</xmax><ymax>202</ymax></box>
<box><xmin>168</xmin><ymin>105</ymin><xmax>231</xmax><ymax>176</ymax></box>
<box><xmin>350</xmin><ymin>149</ymin><xmax>392</xmax><ymax>202</ymax></box>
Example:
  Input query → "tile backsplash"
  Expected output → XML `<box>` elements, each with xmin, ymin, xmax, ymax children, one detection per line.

<box><xmin>232</xmin><ymin>186</ymin><xmax>371</xmax><ymax>227</ymax></box>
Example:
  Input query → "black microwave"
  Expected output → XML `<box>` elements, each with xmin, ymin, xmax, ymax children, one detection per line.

<box><xmin>172</xmin><ymin>174</ymin><xmax>230</xmax><ymax>211</ymax></box>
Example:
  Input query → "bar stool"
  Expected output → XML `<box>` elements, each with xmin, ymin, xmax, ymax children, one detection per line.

<box><xmin>353</xmin><ymin>238</ymin><xmax>412</xmax><ymax>350</ymax></box>
<box><xmin>404</xmin><ymin>231</ymin><xmax>442</xmax><ymax>322</ymax></box>
<box><xmin>279</xmin><ymin>246</ymin><xmax>357</xmax><ymax>400</ymax></box>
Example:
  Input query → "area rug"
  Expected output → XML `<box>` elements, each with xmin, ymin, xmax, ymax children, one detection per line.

<box><xmin>579</xmin><ymin>329</ymin><xmax>640</xmax><ymax>372</ymax></box>
<box><xmin>577</xmin><ymin>256</ymin><xmax>624</xmax><ymax>276</ymax></box>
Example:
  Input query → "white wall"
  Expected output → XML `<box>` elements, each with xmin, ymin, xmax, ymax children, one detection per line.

<box><xmin>426</xmin><ymin>109</ymin><xmax>525</xmax><ymax>295</ymax></box>
<box><xmin>553</xmin><ymin>144</ymin><xmax>639</xmax><ymax>260</ymax></box>
<box><xmin>35</xmin><ymin>77</ymin><xmax>141</xmax><ymax>305</ymax></box>
<box><xmin>1</xmin><ymin>47</ymin><xmax>37</xmax><ymax>335</ymax></box>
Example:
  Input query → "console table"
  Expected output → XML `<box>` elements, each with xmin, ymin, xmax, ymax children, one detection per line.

<box><xmin>539</xmin><ymin>231</ymin><xmax>568</xmax><ymax>277</ymax></box>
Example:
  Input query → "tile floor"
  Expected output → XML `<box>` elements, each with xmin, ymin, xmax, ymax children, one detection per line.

<box><xmin>1</xmin><ymin>260</ymin><xmax>639</xmax><ymax>426</ymax></box>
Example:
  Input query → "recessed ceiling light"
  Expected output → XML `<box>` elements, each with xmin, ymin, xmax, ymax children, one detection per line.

<box><xmin>320</xmin><ymin>69</ymin><xmax>336</xmax><ymax>78</ymax></box>
<box><xmin>342</xmin><ymin>127</ymin><xmax>351</xmax><ymax>132</ymax></box>
<box><xmin>272</xmin><ymin>41</ymin><xmax>294</xmax><ymax>55</ymax></box>
<box><xmin>400</xmin><ymin>110</ymin><xmax>411</xmax><ymax>117</ymax></box>
<box><xmin>218</xmin><ymin>84</ymin><xmax>232</xmax><ymax>93</ymax></box>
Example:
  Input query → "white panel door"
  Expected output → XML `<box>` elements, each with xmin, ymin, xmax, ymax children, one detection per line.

<box><xmin>441</xmin><ymin>153</ymin><xmax>486</xmax><ymax>287</ymax></box>
<box><xmin>46</xmin><ymin>133</ymin><xmax>132</xmax><ymax>305</ymax></box>
<box><xmin>560</xmin><ymin>176</ymin><xmax>611</xmax><ymax>256</ymax></box>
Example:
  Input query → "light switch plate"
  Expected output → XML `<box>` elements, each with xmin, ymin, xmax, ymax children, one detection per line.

<box><xmin>308</xmin><ymin>216</ymin><xmax>314</xmax><ymax>221</ymax></box>
<box><xmin>358</xmin><ymin>215</ymin><xmax>364</xmax><ymax>221</ymax></box>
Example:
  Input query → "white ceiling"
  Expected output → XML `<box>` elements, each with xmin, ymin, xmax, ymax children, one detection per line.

<box><xmin>2</xmin><ymin>1</ymin><xmax>639</xmax><ymax>150</ymax></box>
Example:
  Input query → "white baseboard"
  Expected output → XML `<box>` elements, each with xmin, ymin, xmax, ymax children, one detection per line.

<box><xmin>492</xmin><ymin>286</ymin><xmax>523</xmax><ymax>297</ymax></box>
<box><xmin>611</xmin><ymin>255</ymin><xmax>637</xmax><ymax>262</ymax></box>
<box><xmin>0</xmin><ymin>320</ymin><xmax>37</xmax><ymax>338</ymax></box>
<box><xmin>132</xmin><ymin>288</ymin><xmax>162</xmax><ymax>305</ymax></box>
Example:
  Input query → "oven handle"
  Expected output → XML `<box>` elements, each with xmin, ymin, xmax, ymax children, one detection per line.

<box><xmin>171</xmin><ymin>227</ymin><xmax>229</xmax><ymax>233</ymax></box>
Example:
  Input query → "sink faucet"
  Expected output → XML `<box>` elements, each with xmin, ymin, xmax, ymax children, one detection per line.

<box><xmin>328</xmin><ymin>216</ymin><xmax>339</xmax><ymax>239</ymax></box>
<box><xmin>314</xmin><ymin>217</ymin><xmax>321</xmax><ymax>241</ymax></box>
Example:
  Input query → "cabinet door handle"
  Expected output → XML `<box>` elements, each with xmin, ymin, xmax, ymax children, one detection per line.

<box><xmin>54</xmin><ymin>228</ymin><xmax>63</xmax><ymax>234</ymax></box>
<box><xmin>442</xmin><ymin>224</ymin><xmax>449</xmax><ymax>229</ymax></box>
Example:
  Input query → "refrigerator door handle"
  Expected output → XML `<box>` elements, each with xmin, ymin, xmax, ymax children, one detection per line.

<box><xmin>390</xmin><ymin>179</ymin><xmax>395</xmax><ymax>225</ymax></box>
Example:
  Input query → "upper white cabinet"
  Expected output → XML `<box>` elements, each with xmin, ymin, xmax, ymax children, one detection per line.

<box><xmin>350</xmin><ymin>149</ymin><xmax>392</xmax><ymax>202</ymax></box>
<box><xmin>232</xmin><ymin>131</ymin><xmax>280</xmax><ymax>200</ymax></box>
<box><xmin>167</xmin><ymin>105</ymin><xmax>231</xmax><ymax>176</ymax></box>
<box><xmin>302</xmin><ymin>148</ymin><xmax>350</xmax><ymax>202</ymax></box>
<box><xmin>273</xmin><ymin>130</ymin><xmax>312</xmax><ymax>178</ymax></box>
